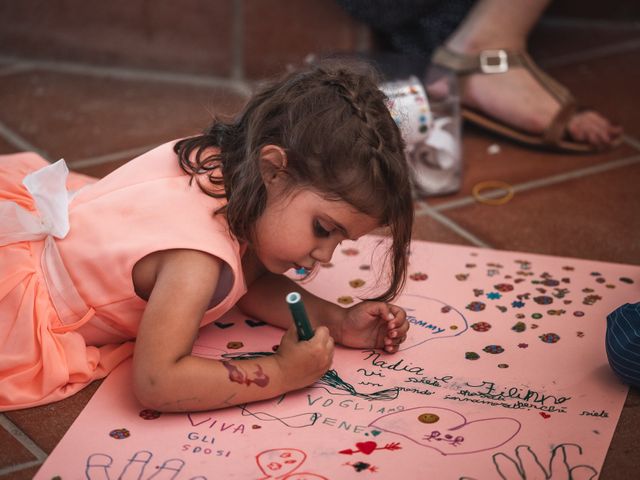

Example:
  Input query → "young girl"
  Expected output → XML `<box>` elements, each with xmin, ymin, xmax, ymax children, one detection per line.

<box><xmin>0</xmin><ymin>60</ymin><xmax>414</xmax><ymax>413</ymax></box>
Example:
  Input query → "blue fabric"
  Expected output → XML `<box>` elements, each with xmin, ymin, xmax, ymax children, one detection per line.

<box><xmin>336</xmin><ymin>0</ymin><xmax>474</xmax><ymax>61</ymax></box>
<box><xmin>606</xmin><ymin>303</ymin><xmax>640</xmax><ymax>388</ymax></box>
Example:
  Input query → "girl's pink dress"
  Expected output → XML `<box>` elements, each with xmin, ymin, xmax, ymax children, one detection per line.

<box><xmin>0</xmin><ymin>141</ymin><xmax>247</xmax><ymax>411</ymax></box>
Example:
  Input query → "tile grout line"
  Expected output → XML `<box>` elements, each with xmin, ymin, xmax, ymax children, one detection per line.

<box><xmin>0</xmin><ymin>120</ymin><xmax>50</xmax><ymax>160</ymax></box>
<box><xmin>0</xmin><ymin>54</ymin><xmax>253</xmax><ymax>96</ymax></box>
<box><xmin>414</xmin><ymin>201</ymin><xmax>493</xmax><ymax>249</ymax></box>
<box><xmin>0</xmin><ymin>414</ymin><xmax>48</xmax><ymax>462</ymax></box>
<box><xmin>0</xmin><ymin>63</ymin><xmax>33</xmax><ymax>77</ymax></box>
<box><xmin>622</xmin><ymin>134</ymin><xmax>640</xmax><ymax>151</ymax></box>
<box><xmin>0</xmin><ymin>459</ymin><xmax>44</xmax><ymax>477</ymax></box>
<box><xmin>541</xmin><ymin>17</ymin><xmax>640</xmax><ymax>30</ymax></box>
<box><xmin>540</xmin><ymin>38</ymin><xmax>640</xmax><ymax>69</ymax></box>
<box><xmin>432</xmin><ymin>154</ymin><xmax>640</xmax><ymax>212</ymax></box>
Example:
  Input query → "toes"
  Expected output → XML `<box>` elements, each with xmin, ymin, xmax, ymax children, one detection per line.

<box><xmin>568</xmin><ymin>110</ymin><xmax>621</xmax><ymax>148</ymax></box>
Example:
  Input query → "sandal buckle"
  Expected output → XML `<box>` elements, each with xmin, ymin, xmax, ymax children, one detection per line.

<box><xmin>479</xmin><ymin>50</ymin><xmax>508</xmax><ymax>74</ymax></box>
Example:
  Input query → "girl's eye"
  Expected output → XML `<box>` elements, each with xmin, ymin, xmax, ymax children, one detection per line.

<box><xmin>313</xmin><ymin>220</ymin><xmax>331</xmax><ymax>238</ymax></box>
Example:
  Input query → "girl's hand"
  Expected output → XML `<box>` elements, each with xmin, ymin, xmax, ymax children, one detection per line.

<box><xmin>340</xmin><ymin>302</ymin><xmax>409</xmax><ymax>353</ymax></box>
<box><xmin>274</xmin><ymin>325</ymin><xmax>334</xmax><ymax>390</ymax></box>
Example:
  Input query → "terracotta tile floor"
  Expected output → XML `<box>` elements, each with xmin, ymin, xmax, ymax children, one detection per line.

<box><xmin>1</xmin><ymin>19</ymin><xmax>640</xmax><ymax>480</ymax></box>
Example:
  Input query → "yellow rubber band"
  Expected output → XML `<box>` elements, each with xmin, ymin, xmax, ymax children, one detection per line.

<box><xmin>471</xmin><ymin>180</ymin><xmax>514</xmax><ymax>206</ymax></box>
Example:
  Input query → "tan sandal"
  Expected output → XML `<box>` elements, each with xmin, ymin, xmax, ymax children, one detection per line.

<box><xmin>431</xmin><ymin>46</ymin><xmax>621</xmax><ymax>153</ymax></box>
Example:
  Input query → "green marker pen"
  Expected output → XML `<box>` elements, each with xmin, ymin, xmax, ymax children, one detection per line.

<box><xmin>286</xmin><ymin>291</ymin><xmax>314</xmax><ymax>341</ymax></box>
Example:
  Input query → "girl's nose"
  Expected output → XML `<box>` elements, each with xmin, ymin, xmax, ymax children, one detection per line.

<box><xmin>311</xmin><ymin>242</ymin><xmax>336</xmax><ymax>264</ymax></box>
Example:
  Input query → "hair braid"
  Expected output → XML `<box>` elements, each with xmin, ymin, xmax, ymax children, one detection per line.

<box><xmin>175</xmin><ymin>59</ymin><xmax>413</xmax><ymax>302</ymax></box>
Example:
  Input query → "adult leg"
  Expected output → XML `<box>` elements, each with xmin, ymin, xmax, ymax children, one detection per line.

<box><xmin>445</xmin><ymin>0</ymin><xmax>622</xmax><ymax>149</ymax></box>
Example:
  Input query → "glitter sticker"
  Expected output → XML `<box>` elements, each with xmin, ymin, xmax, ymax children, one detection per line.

<box><xmin>109</xmin><ymin>428</ymin><xmax>130</xmax><ymax>440</ymax></box>
<box><xmin>539</xmin><ymin>333</ymin><xmax>561</xmax><ymax>344</ymax></box>
<box><xmin>465</xmin><ymin>352</ymin><xmax>480</xmax><ymax>360</ymax></box>
<box><xmin>471</xmin><ymin>322</ymin><xmax>492</xmax><ymax>332</ymax></box>
<box><xmin>494</xmin><ymin>283</ymin><xmax>514</xmax><ymax>292</ymax></box>
<box><xmin>483</xmin><ymin>345</ymin><xmax>505</xmax><ymax>354</ymax></box>
<box><xmin>512</xmin><ymin>322</ymin><xmax>526</xmax><ymax>332</ymax></box>
<box><xmin>139</xmin><ymin>409</ymin><xmax>162</xmax><ymax>420</ymax></box>
<box><xmin>534</xmin><ymin>296</ymin><xmax>553</xmax><ymax>305</ymax></box>
<box><xmin>227</xmin><ymin>341</ymin><xmax>244</xmax><ymax>349</ymax></box>
<box><xmin>418</xmin><ymin>413</ymin><xmax>440</xmax><ymax>424</ymax></box>
<box><xmin>349</xmin><ymin>278</ymin><xmax>366</xmax><ymax>288</ymax></box>
<box><xmin>466</xmin><ymin>301</ymin><xmax>486</xmax><ymax>312</ymax></box>
<box><xmin>338</xmin><ymin>296</ymin><xmax>354</xmax><ymax>305</ymax></box>
<box><xmin>409</xmin><ymin>272</ymin><xmax>428</xmax><ymax>281</ymax></box>
<box><xmin>583</xmin><ymin>294</ymin><xmax>602</xmax><ymax>306</ymax></box>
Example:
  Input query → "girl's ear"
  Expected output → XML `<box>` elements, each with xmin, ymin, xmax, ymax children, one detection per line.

<box><xmin>258</xmin><ymin>145</ymin><xmax>288</xmax><ymax>184</ymax></box>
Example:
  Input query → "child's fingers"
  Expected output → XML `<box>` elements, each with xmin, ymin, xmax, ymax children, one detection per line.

<box><xmin>386</xmin><ymin>315</ymin><xmax>409</xmax><ymax>337</ymax></box>
<box><xmin>385</xmin><ymin>304</ymin><xmax>407</xmax><ymax>329</ymax></box>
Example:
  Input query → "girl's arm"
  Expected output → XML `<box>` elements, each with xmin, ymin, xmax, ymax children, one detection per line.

<box><xmin>238</xmin><ymin>270</ymin><xmax>409</xmax><ymax>353</ymax></box>
<box><xmin>132</xmin><ymin>249</ymin><xmax>333</xmax><ymax>412</ymax></box>
<box><xmin>237</xmin><ymin>270</ymin><xmax>347</xmax><ymax>342</ymax></box>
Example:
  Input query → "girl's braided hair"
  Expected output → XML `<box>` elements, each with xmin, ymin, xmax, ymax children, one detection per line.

<box><xmin>175</xmin><ymin>59</ymin><xmax>414</xmax><ymax>302</ymax></box>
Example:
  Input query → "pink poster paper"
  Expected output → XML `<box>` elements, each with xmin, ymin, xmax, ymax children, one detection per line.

<box><xmin>35</xmin><ymin>237</ymin><xmax>639</xmax><ymax>479</ymax></box>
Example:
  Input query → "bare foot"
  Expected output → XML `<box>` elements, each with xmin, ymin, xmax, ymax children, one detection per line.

<box><xmin>461</xmin><ymin>66</ymin><xmax>623</xmax><ymax>150</ymax></box>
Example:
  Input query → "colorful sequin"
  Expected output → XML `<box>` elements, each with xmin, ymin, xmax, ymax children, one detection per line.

<box><xmin>109</xmin><ymin>428</ymin><xmax>130</xmax><ymax>440</ymax></box>
<box><xmin>139</xmin><ymin>409</ymin><xmax>161</xmax><ymax>420</ymax></box>
<box><xmin>466</xmin><ymin>301</ymin><xmax>486</xmax><ymax>312</ymax></box>
<box><xmin>338</xmin><ymin>296</ymin><xmax>354</xmax><ymax>305</ymax></box>
<box><xmin>471</xmin><ymin>322</ymin><xmax>492</xmax><ymax>332</ymax></box>
<box><xmin>512</xmin><ymin>322</ymin><xmax>526</xmax><ymax>332</ymax></box>
<box><xmin>534</xmin><ymin>296</ymin><xmax>553</xmax><ymax>305</ymax></box>
<box><xmin>539</xmin><ymin>333</ymin><xmax>561</xmax><ymax>344</ymax></box>
<box><xmin>410</xmin><ymin>272</ymin><xmax>428</xmax><ymax>281</ymax></box>
<box><xmin>494</xmin><ymin>283</ymin><xmax>514</xmax><ymax>292</ymax></box>
<box><xmin>483</xmin><ymin>345</ymin><xmax>505</xmax><ymax>354</ymax></box>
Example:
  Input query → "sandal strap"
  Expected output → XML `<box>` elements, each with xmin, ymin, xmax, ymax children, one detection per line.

<box><xmin>433</xmin><ymin>46</ymin><xmax>578</xmax><ymax>148</ymax></box>
<box><xmin>543</xmin><ymin>99</ymin><xmax>577</xmax><ymax>146</ymax></box>
<box><xmin>432</xmin><ymin>47</ymin><xmax>526</xmax><ymax>75</ymax></box>
<box><xmin>432</xmin><ymin>46</ymin><xmax>575</xmax><ymax>105</ymax></box>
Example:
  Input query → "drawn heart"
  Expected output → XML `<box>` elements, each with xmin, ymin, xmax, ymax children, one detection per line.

<box><xmin>356</xmin><ymin>441</ymin><xmax>378</xmax><ymax>455</ymax></box>
<box><xmin>540</xmin><ymin>412</ymin><xmax>551</xmax><ymax>419</ymax></box>
<box><xmin>397</xmin><ymin>295</ymin><xmax>469</xmax><ymax>352</ymax></box>
<box><xmin>369</xmin><ymin>406</ymin><xmax>521</xmax><ymax>456</ymax></box>
<box><xmin>245</xmin><ymin>319</ymin><xmax>266</xmax><ymax>328</ymax></box>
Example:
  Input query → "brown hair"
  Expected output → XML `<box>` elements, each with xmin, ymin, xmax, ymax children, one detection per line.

<box><xmin>175</xmin><ymin>60</ymin><xmax>414</xmax><ymax>302</ymax></box>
